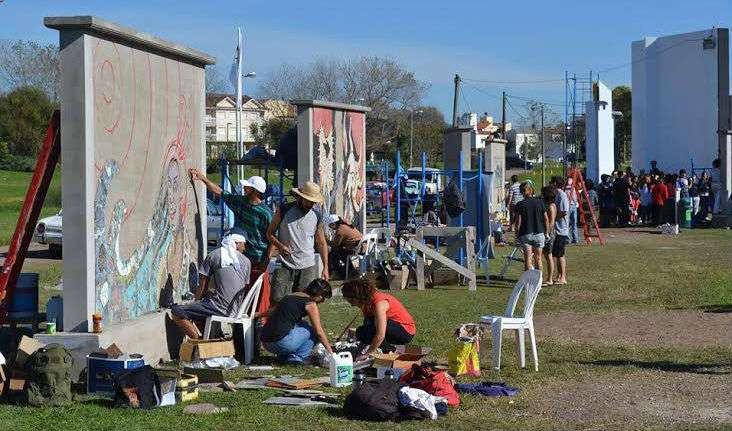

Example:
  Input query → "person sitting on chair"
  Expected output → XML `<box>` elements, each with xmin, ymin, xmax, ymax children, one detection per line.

<box><xmin>171</xmin><ymin>231</ymin><xmax>251</xmax><ymax>338</ymax></box>
<box><xmin>342</xmin><ymin>277</ymin><xmax>416</xmax><ymax>360</ymax></box>
<box><xmin>326</xmin><ymin>214</ymin><xmax>363</xmax><ymax>277</ymax></box>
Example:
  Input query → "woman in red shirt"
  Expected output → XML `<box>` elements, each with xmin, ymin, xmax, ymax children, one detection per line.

<box><xmin>341</xmin><ymin>277</ymin><xmax>416</xmax><ymax>359</ymax></box>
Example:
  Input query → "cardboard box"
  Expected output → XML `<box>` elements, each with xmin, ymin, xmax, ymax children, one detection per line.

<box><xmin>371</xmin><ymin>345</ymin><xmax>432</xmax><ymax>378</ymax></box>
<box><xmin>179</xmin><ymin>338</ymin><xmax>235</xmax><ymax>362</ymax></box>
<box><xmin>15</xmin><ymin>336</ymin><xmax>44</xmax><ymax>368</ymax></box>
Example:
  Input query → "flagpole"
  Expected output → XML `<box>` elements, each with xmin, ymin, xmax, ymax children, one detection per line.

<box><xmin>236</xmin><ymin>27</ymin><xmax>244</xmax><ymax>181</ymax></box>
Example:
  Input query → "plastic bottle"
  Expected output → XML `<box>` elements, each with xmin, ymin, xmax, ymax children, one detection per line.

<box><xmin>329</xmin><ymin>352</ymin><xmax>353</xmax><ymax>387</ymax></box>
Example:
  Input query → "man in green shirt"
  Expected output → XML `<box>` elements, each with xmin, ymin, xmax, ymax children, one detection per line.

<box><xmin>189</xmin><ymin>169</ymin><xmax>273</xmax><ymax>271</ymax></box>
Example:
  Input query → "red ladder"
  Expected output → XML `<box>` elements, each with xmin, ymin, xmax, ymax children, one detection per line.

<box><xmin>569</xmin><ymin>167</ymin><xmax>605</xmax><ymax>246</ymax></box>
<box><xmin>0</xmin><ymin>110</ymin><xmax>61</xmax><ymax>321</ymax></box>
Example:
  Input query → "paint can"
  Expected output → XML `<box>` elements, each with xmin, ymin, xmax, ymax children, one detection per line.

<box><xmin>45</xmin><ymin>321</ymin><xmax>57</xmax><ymax>334</ymax></box>
<box><xmin>92</xmin><ymin>313</ymin><xmax>103</xmax><ymax>333</ymax></box>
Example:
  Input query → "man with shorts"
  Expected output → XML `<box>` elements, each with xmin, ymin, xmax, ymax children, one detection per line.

<box><xmin>171</xmin><ymin>232</ymin><xmax>251</xmax><ymax>338</ymax></box>
<box><xmin>266</xmin><ymin>181</ymin><xmax>329</xmax><ymax>303</ymax></box>
<box><xmin>551</xmin><ymin>176</ymin><xmax>570</xmax><ymax>284</ymax></box>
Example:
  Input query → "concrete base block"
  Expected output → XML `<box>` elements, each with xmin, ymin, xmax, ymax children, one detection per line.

<box><xmin>35</xmin><ymin>310</ymin><xmax>182</xmax><ymax>381</ymax></box>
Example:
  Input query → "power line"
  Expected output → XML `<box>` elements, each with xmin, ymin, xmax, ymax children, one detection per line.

<box><xmin>459</xmin><ymin>83</ymin><xmax>473</xmax><ymax>113</ymax></box>
<box><xmin>462</xmin><ymin>76</ymin><xmax>565</xmax><ymax>84</ymax></box>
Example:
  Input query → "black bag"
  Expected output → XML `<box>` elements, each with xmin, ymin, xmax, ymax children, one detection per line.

<box><xmin>112</xmin><ymin>365</ymin><xmax>161</xmax><ymax>409</ymax></box>
<box><xmin>443</xmin><ymin>178</ymin><xmax>466</xmax><ymax>218</ymax></box>
<box><xmin>343</xmin><ymin>379</ymin><xmax>403</xmax><ymax>421</ymax></box>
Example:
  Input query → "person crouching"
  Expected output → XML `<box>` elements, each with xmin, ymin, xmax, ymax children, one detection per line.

<box><xmin>341</xmin><ymin>277</ymin><xmax>416</xmax><ymax>360</ymax></box>
<box><xmin>260</xmin><ymin>279</ymin><xmax>334</xmax><ymax>364</ymax></box>
<box><xmin>171</xmin><ymin>232</ymin><xmax>251</xmax><ymax>338</ymax></box>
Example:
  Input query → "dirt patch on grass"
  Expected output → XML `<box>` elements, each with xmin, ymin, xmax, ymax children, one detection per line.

<box><xmin>535</xmin><ymin>309</ymin><xmax>732</xmax><ymax>348</ymax></box>
<box><xmin>528</xmin><ymin>371</ymin><xmax>732</xmax><ymax>429</ymax></box>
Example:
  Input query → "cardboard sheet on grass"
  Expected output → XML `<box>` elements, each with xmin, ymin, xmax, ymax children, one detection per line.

<box><xmin>372</xmin><ymin>345</ymin><xmax>431</xmax><ymax>379</ymax></box>
<box><xmin>179</xmin><ymin>338</ymin><xmax>235</xmax><ymax>362</ymax></box>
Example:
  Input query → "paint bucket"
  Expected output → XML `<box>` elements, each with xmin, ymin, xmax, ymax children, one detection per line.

<box><xmin>8</xmin><ymin>273</ymin><xmax>39</xmax><ymax>320</ymax></box>
<box><xmin>45</xmin><ymin>322</ymin><xmax>57</xmax><ymax>334</ymax></box>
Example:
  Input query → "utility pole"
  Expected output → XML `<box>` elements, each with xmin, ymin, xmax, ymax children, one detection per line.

<box><xmin>540</xmin><ymin>104</ymin><xmax>545</xmax><ymax>187</ymax></box>
<box><xmin>409</xmin><ymin>110</ymin><xmax>414</xmax><ymax>168</ymax></box>
<box><xmin>452</xmin><ymin>74</ymin><xmax>461</xmax><ymax>127</ymax></box>
<box><xmin>501</xmin><ymin>91</ymin><xmax>507</xmax><ymax>139</ymax></box>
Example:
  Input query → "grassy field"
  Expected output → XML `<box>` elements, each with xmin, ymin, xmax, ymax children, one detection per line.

<box><xmin>0</xmin><ymin>169</ymin><xmax>61</xmax><ymax>246</ymax></box>
<box><xmin>1</xmin><ymin>228</ymin><xmax>730</xmax><ymax>430</ymax></box>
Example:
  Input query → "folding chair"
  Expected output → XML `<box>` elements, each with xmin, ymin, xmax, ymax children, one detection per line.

<box><xmin>345</xmin><ymin>233</ymin><xmax>379</xmax><ymax>279</ymax></box>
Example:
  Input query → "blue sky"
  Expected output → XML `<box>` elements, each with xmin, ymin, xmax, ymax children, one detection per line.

<box><xmin>1</xmin><ymin>0</ymin><xmax>730</xmax><ymax>122</ymax></box>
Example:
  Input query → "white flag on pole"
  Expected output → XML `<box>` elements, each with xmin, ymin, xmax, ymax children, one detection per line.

<box><xmin>229</xmin><ymin>27</ymin><xmax>243</xmax><ymax>108</ymax></box>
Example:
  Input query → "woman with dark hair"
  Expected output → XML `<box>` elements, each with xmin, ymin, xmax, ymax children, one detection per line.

<box><xmin>260</xmin><ymin>278</ymin><xmax>333</xmax><ymax>364</ymax></box>
<box><xmin>341</xmin><ymin>277</ymin><xmax>416</xmax><ymax>359</ymax></box>
<box><xmin>541</xmin><ymin>186</ymin><xmax>557</xmax><ymax>285</ymax></box>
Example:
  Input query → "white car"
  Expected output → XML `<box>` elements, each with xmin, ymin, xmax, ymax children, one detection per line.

<box><xmin>206</xmin><ymin>199</ymin><xmax>230</xmax><ymax>245</ymax></box>
<box><xmin>34</xmin><ymin>210</ymin><xmax>63</xmax><ymax>257</ymax></box>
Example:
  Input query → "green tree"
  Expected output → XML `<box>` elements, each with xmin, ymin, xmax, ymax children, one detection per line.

<box><xmin>612</xmin><ymin>86</ymin><xmax>632</xmax><ymax>166</ymax></box>
<box><xmin>0</xmin><ymin>86</ymin><xmax>55</xmax><ymax>157</ymax></box>
<box><xmin>250</xmin><ymin>117</ymin><xmax>296</xmax><ymax>149</ymax></box>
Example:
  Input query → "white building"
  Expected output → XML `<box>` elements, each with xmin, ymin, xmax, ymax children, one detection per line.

<box><xmin>205</xmin><ymin>94</ymin><xmax>294</xmax><ymax>146</ymax></box>
<box><xmin>585</xmin><ymin>81</ymin><xmax>615</xmax><ymax>183</ymax></box>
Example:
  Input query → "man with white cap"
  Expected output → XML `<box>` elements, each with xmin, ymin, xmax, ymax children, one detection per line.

<box><xmin>171</xmin><ymin>229</ymin><xmax>251</xmax><ymax>338</ymax></box>
<box><xmin>266</xmin><ymin>181</ymin><xmax>329</xmax><ymax>303</ymax></box>
<box><xmin>190</xmin><ymin>169</ymin><xmax>272</xmax><ymax>273</ymax></box>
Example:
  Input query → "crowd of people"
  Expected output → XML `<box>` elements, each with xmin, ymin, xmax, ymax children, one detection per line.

<box><xmin>170</xmin><ymin>169</ymin><xmax>415</xmax><ymax>366</ymax></box>
<box><xmin>594</xmin><ymin>159</ymin><xmax>722</xmax><ymax>228</ymax></box>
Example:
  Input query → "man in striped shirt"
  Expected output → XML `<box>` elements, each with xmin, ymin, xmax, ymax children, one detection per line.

<box><xmin>190</xmin><ymin>169</ymin><xmax>273</xmax><ymax>272</ymax></box>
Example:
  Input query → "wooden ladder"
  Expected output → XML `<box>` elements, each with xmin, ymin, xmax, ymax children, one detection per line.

<box><xmin>569</xmin><ymin>167</ymin><xmax>605</xmax><ymax>246</ymax></box>
<box><xmin>0</xmin><ymin>110</ymin><xmax>61</xmax><ymax>322</ymax></box>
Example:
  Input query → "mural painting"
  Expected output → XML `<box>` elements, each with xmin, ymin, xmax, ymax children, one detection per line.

<box><xmin>91</xmin><ymin>38</ymin><xmax>203</xmax><ymax>323</ymax></box>
<box><xmin>312</xmin><ymin>107</ymin><xmax>366</xmax><ymax>228</ymax></box>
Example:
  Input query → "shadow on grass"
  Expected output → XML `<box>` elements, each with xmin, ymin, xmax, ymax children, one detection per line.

<box><xmin>666</xmin><ymin>304</ymin><xmax>732</xmax><ymax>314</ymax></box>
<box><xmin>580</xmin><ymin>359</ymin><xmax>731</xmax><ymax>375</ymax></box>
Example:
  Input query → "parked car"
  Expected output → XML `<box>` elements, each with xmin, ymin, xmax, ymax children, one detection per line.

<box><xmin>406</xmin><ymin>168</ymin><xmax>442</xmax><ymax>194</ymax></box>
<box><xmin>506</xmin><ymin>155</ymin><xmax>534</xmax><ymax>170</ymax></box>
<box><xmin>207</xmin><ymin>198</ymin><xmax>230</xmax><ymax>245</ymax></box>
<box><xmin>34</xmin><ymin>210</ymin><xmax>63</xmax><ymax>257</ymax></box>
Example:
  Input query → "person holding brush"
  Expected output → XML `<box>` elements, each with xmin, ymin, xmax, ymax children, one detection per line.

<box><xmin>341</xmin><ymin>277</ymin><xmax>416</xmax><ymax>359</ymax></box>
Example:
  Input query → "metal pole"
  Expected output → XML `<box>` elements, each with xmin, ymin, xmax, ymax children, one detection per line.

<box><xmin>564</xmin><ymin>70</ymin><xmax>568</xmax><ymax>177</ymax></box>
<box><xmin>385</xmin><ymin>161</ymin><xmax>391</xmax><ymax>231</ymax></box>
<box><xmin>541</xmin><ymin>104</ymin><xmax>545</xmax><ymax>188</ymax></box>
<box><xmin>395</xmin><ymin>150</ymin><xmax>401</xmax><ymax>229</ymax></box>
<box><xmin>458</xmin><ymin>150</ymin><xmax>464</xmax><ymax>265</ymax></box>
<box><xmin>409</xmin><ymin>110</ymin><xmax>414</xmax><ymax>168</ymax></box>
<box><xmin>452</xmin><ymin>74</ymin><xmax>461</xmax><ymax>127</ymax></box>
<box><xmin>572</xmin><ymin>73</ymin><xmax>577</xmax><ymax>169</ymax></box>
<box><xmin>219</xmin><ymin>156</ymin><xmax>226</xmax><ymax>242</ymax></box>
<box><xmin>477</xmin><ymin>151</ymin><xmax>484</xmax><ymax>256</ymax></box>
<box><xmin>501</xmin><ymin>91</ymin><xmax>507</xmax><ymax>139</ymax></box>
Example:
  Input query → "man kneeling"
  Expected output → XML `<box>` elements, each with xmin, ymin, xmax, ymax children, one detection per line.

<box><xmin>171</xmin><ymin>232</ymin><xmax>251</xmax><ymax>338</ymax></box>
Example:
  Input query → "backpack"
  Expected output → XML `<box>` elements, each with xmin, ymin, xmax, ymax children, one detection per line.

<box><xmin>343</xmin><ymin>379</ymin><xmax>403</xmax><ymax>421</ymax></box>
<box><xmin>24</xmin><ymin>344</ymin><xmax>73</xmax><ymax>406</ymax></box>
<box><xmin>112</xmin><ymin>365</ymin><xmax>161</xmax><ymax>409</ymax></box>
<box><xmin>443</xmin><ymin>178</ymin><xmax>466</xmax><ymax>218</ymax></box>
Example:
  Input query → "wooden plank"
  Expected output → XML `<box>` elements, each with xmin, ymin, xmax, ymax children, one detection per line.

<box><xmin>415</xmin><ymin>230</ymin><xmax>425</xmax><ymax>290</ymax></box>
<box><xmin>417</xmin><ymin>226</ymin><xmax>470</xmax><ymax>238</ymax></box>
<box><xmin>407</xmin><ymin>239</ymin><xmax>475</xmax><ymax>281</ymax></box>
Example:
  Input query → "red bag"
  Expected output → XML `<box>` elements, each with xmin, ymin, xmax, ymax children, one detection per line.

<box><xmin>399</xmin><ymin>364</ymin><xmax>460</xmax><ymax>406</ymax></box>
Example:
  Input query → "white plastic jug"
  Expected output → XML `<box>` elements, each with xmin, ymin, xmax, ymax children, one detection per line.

<box><xmin>329</xmin><ymin>352</ymin><xmax>353</xmax><ymax>387</ymax></box>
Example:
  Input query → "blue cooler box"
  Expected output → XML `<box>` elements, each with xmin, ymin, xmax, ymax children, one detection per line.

<box><xmin>87</xmin><ymin>355</ymin><xmax>145</xmax><ymax>394</ymax></box>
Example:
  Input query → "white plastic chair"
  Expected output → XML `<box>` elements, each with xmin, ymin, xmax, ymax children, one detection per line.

<box><xmin>345</xmin><ymin>232</ymin><xmax>379</xmax><ymax>279</ymax></box>
<box><xmin>480</xmin><ymin>269</ymin><xmax>542</xmax><ymax>371</ymax></box>
<box><xmin>203</xmin><ymin>273</ymin><xmax>264</xmax><ymax>364</ymax></box>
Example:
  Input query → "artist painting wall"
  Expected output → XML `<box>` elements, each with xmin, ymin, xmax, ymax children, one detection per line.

<box><xmin>47</xmin><ymin>17</ymin><xmax>214</xmax><ymax>330</ymax></box>
<box><xmin>585</xmin><ymin>81</ymin><xmax>615</xmax><ymax>183</ymax></box>
<box><xmin>632</xmin><ymin>28</ymin><xmax>730</xmax><ymax>174</ymax></box>
<box><xmin>295</xmin><ymin>101</ymin><xmax>370</xmax><ymax>231</ymax></box>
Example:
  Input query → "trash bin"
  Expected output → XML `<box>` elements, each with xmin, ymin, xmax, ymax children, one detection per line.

<box><xmin>681</xmin><ymin>197</ymin><xmax>692</xmax><ymax>228</ymax></box>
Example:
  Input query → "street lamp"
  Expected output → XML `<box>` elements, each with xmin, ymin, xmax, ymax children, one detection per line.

<box><xmin>409</xmin><ymin>109</ymin><xmax>423</xmax><ymax>167</ymax></box>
